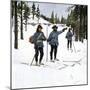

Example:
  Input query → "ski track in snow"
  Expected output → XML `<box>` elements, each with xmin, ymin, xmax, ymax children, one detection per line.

<box><xmin>12</xmin><ymin>16</ymin><xmax>87</xmax><ymax>89</ymax></box>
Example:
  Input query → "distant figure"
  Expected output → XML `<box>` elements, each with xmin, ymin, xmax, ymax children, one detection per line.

<box><xmin>47</xmin><ymin>25</ymin><xmax>67</xmax><ymax>62</ymax></box>
<box><xmin>65</xmin><ymin>28</ymin><xmax>73</xmax><ymax>50</ymax></box>
<box><xmin>32</xmin><ymin>25</ymin><xmax>46</xmax><ymax>66</ymax></box>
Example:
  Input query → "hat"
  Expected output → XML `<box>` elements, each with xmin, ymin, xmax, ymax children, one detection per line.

<box><xmin>52</xmin><ymin>25</ymin><xmax>58</xmax><ymax>29</ymax></box>
<box><xmin>37</xmin><ymin>24</ymin><xmax>43</xmax><ymax>29</ymax></box>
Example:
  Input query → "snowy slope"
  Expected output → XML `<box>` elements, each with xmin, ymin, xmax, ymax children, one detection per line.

<box><xmin>12</xmin><ymin>15</ymin><xmax>87</xmax><ymax>89</ymax></box>
<box><xmin>28</xmin><ymin>15</ymin><xmax>50</xmax><ymax>24</ymax></box>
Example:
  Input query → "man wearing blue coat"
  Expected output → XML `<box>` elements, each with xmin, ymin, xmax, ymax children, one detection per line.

<box><xmin>47</xmin><ymin>25</ymin><xmax>67</xmax><ymax>62</ymax></box>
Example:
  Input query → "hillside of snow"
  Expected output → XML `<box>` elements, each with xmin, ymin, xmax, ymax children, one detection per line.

<box><xmin>12</xmin><ymin>16</ymin><xmax>87</xmax><ymax>89</ymax></box>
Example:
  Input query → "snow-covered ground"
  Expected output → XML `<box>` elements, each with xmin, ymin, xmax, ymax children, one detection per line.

<box><xmin>12</xmin><ymin>16</ymin><xmax>87</xmax><ymax>89</ymax></box>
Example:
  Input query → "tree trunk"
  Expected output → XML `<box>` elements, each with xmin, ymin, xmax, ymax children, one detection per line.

<box><xmin>79</xmin><ymin>6</ymin><xmax>84</xmax><ymax>42</ymax></box>
<box><xmin>14</xmin><ymin>1</ymin><xmax>18</xmax><ymax>49</ymax></box>
<box><xmin>83</xmin><ymin>8</ymin><xmax>86</xmax><ymax>39</ymax></box>
<box><xmin>25</xmin><ymin>18</ymin><xmax>27</xmax><ymax>31</ymax></box>
<box><xmin>86</xmin><ymin>11</ymin><xmax>88</xmax><ymax>39</ymax></box>
<box><xmin>11</xmin><ymin>1</ymin><xmax>14</xmax><ymax>29</ymax></box>
<box><xmin>84</xmin><ymin>6</ymin><xmax>88</xmax><ymax>39</ymax></box>
<box><xmin>21</xmin><ymin>1</ymin><xmax>24</xmax><ymax>39</ymax></box>
<box><xmin>32</xmin><ymin>10</ymin><xmax>34</xmax><ymax>20</ymax></box>
<box><xmin>75</xmin><ymin>27</ymin><xmax>79</xmax><ymax>41</ymax></box>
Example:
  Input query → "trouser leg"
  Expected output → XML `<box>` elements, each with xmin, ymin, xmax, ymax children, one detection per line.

<box><xmin>39</xmin><ymin>47</ymin><xmax>44</xmax><ymax>63</ymax></box>
<box><xmin>70</xmin><ymin>40</ymin><xmax>72</xmax><ymax>49</ymax></box>
<box><xmin>54</xmin><ymin>45</ymin><xmax>57</xmax><ymax>59</ymax></box>
<box><xmin>67</xmin><ymin>40</ymin><xmax>69</xmax><ymax>49</ymax></box>
<box><xmin>50</xmin><ymin>45</ymin><xmax>54</xmax><ymax>60</ymax></box>
<box><xmin>35</xmin><ymin>48</ymin><xmax>39</xmax><ymax>63</ymax></box>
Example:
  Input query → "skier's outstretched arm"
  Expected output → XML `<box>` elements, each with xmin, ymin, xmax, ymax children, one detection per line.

<box><xmin>57</xmin><ymin>27</ymin><xmax>67</xmax><ymax>35</ymax></box>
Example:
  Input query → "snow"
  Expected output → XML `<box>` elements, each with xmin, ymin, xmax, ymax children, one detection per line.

<box><xmin>12</xmin><ymin>16</ymin><xmax>87</xmax><ymax>89</ymax></box>
<box><xmin>28</xmin><ymin>15</ymin><xmax>50</xmax><ymax>24</ymax></box>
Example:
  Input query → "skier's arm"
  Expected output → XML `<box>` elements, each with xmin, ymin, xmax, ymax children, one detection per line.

<box><xmin>57</xmin><ymin>27</ymin><xmax>67</xmax><ymax>35</ymax></box>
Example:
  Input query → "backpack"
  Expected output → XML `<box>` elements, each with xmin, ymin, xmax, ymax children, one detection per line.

<box><xmin>29</xmin><ymin>36</ymin><xmax>34</xmax><ymax>44</ymax></box>
<box><xmin>29</xmin><ymin>33</ymin><xmax>42</xmax><ymax>44</ymax></box>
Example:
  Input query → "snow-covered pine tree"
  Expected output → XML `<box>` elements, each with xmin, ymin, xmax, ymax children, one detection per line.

<box><xmin>36</xmin><ymin>4</ymin><xmax>40</xmax><ymax>22</ymax></box>
<box><xmin>32</xmin><ymin>2</ymin><xmax>36</xmax><ymax>20</ymax></box>
<box><xmin>23</xmin><ymin>3</ymin><xmax>30</xmax><ymax>31</ymax></box>
<box><xmin>17</xmin><ymin>1</ymin><xmax>25</xmax><ymax>40</ymax></box>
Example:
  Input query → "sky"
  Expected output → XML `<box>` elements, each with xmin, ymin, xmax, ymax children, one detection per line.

<box><xmin>27</xmin><ymin>1</ymin><xmax>73</xmax><ymax>20</ymax></box>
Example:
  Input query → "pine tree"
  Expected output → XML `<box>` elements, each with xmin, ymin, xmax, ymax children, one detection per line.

<box><xmin>61</xmin><ymin>16</ymin><xmax>66</xmax><ymax>24</ymax></box>
<box><xmin>55</xmin><ymin>13</ymin><xmax>57</xmax><ymax>24</ymax></box>
<box><xmin>32</xmin><ymin>2</ymin><xmax>36</xmax><ymax>19</ymax></box>
<box><xmin>79</xmin><ymin>5</ymin><xmax>87</xmax><ymax>41</ymax></box>
<box><xmin>17</xmin><ymin>1</ymin><xmax>29</xmax><ymax>39</ymax></box>
<box><xmin>50</xmin><ymin>11</ymin><xmax>55</xmax><ymax>24</ymax></box>
<box><xmin>36</xmin><ymin>5</ymin><xmax>40</xmax><ymax>22</ymax></box>
<box><xmin>66</xmin><ymin>5</ymin><xmax>87</xmax><ymax>42</ymax></box>
<box><xmin>23</xmin><ymin>3</ymin><xmax>30</xmax><ymax>31</ymax></box>
<box><xmin>66</xmin><ymin>9</ymin><xmax>80</xmax><ymax>41</ymax></box>
<box><xmin>57</xmin><ymin>17</ymin><xmax>60</xmax><ymax>24</ymax></box>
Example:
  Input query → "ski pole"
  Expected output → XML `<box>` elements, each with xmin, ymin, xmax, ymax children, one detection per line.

<box><xmin>46</xmin><ymin>25</ymin><xmax>48</xmax><ymax>62</ymax></box>
<box><xmin>72</xmin><ymin>41</ymin><xmax>76</xmax><ymax>53</ymax></box>
<box><xmin>46</xmin><ymin>24</ymin><xmax>50</xmax><ymax>62</ymax></box>
<box><xmin>30</xmin><ymin>54</ymin><xmax>35</xmax><ymax>66</ymax></box>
